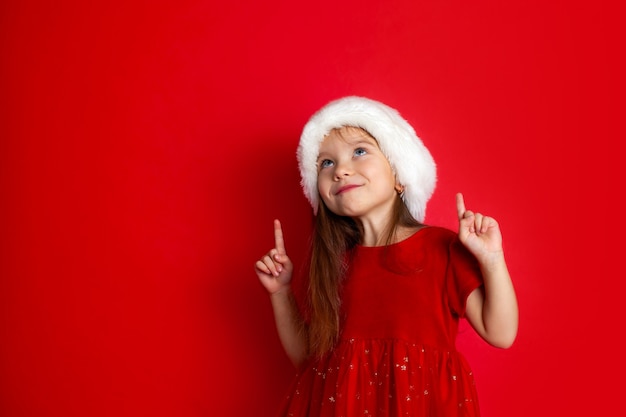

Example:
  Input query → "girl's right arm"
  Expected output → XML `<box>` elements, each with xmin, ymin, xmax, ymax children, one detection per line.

<box><xmin>255</xmin><ymin>219</ymin><xmax>309</xmax><ymax>368</ymax></box>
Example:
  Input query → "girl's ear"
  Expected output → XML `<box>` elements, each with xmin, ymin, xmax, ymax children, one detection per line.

<box><xmin>394</xmin><ymin>184</ymin><xmax>405</xmax><ymax>196</ymax></box>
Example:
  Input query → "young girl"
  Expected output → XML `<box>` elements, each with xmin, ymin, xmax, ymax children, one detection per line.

<box><xmin>255</xmin><ymin>96</ymin><xmax>518</xmax><ymax>417</ymax></box>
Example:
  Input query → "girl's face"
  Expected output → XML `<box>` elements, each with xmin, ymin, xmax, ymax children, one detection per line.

<box><xmin>316</xmin><ymin>127</ymin><xmax>399</xmax><ymax>221</ymax></box>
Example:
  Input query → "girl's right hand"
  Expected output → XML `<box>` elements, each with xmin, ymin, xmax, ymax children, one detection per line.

<box><xmin>255</xmin><ymin>219</ymin><xmax>294</xmax><ymax>295</ymax></box>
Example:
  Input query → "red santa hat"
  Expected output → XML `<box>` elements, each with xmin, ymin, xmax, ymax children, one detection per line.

<box><xmin>297</xmin><ymin>96</ymin><xmax>437</xmax><ymax>222</ymax></box>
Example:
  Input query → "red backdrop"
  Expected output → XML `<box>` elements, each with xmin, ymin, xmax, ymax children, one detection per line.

<box><xmin>1</xmin><ymin>1</ymin><xmax>620</xmax><ymax>416</ymax></box>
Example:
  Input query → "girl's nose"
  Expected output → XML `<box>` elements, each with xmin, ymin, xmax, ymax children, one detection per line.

<box><xmin>333</xmin><ymin>160</ymin><xmax>353</xmax><ymax>180</ymax></box>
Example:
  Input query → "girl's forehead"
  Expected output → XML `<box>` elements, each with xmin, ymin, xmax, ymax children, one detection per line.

<box><xmin>322</xmin><ymin>126</ymin><xmax>379</xmax><ymax>146</ymax></box>
<box><xmin>331</xmin><ymin>125</ymin><xmax>371</xmax><ymax>137</ymax></box>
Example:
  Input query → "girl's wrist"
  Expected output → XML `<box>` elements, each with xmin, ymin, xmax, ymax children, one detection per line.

<box><xmin>270</xmin><ymin>285</ymin><xmax>292</xmax><ymax>298</ymax></box>
<box><xmin>478</xmin><ymin>250</ymin><xmax>507</xmax><ymax>271</ymax></box>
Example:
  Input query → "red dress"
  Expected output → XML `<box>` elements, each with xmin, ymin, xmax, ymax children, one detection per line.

<box><xmin>279</xmin><ymin>226</ymin><xmax>484</xmax><ymax>417</ymax></box>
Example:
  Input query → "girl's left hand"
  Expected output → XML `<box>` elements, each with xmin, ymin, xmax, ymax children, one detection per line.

<box><xmin>456</xmin><ymin>193</ymin><xmax>503</xmax><ymax>262</ymax></box>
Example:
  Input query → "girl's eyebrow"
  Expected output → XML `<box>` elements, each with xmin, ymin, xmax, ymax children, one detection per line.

<box><xmin>316</xmin><ymin>152</ymin><xmax>331</xmax><ymax>164</ymax></box>
<box><xmin>347</xmin><ymin>139</ymin><xmax>376</xmax><ymax>147</ymax></box>
<box><xmin>316</xmin><ymin>138</ymin><xmax>378</xmax><ymax>162</ymax></box>
<box><xmin>321</xmin><ymin>139</ymin><xmax>376</xmax><ymax>154</ymax></box>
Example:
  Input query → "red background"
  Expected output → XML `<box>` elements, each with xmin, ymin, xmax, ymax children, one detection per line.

<box><xmin>0</xmin><ymin>1</ymin><xmax>620</xmax><ymax>416</ymax></box>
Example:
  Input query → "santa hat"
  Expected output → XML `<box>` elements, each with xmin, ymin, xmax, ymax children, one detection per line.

<box><xmin>297</xmin><ymin>96</ymin><xmax>437</xmax><ymax>222</ymax></box>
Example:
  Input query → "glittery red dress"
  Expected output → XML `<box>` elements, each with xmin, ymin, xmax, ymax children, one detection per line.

<box><xmin>279</xmin><ymin>226</ymin><xmax>484</xmax><ymax>417</ymax></box>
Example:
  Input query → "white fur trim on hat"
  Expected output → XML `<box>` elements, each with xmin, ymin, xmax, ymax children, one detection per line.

<box><xmin>297</xmin><ymin>96</ymin><xmax>437</xmax><ymax>222</ymax></box>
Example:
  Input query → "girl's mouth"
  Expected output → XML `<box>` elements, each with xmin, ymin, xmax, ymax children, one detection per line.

<box><xmin>336</xmin><ymin>184</ymin><xmax>361</xmax><ymax>195</ymax></box>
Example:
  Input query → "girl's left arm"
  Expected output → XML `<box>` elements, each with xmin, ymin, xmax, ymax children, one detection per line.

<box><xmin>456</xmin><ymin>193</ymin><xmax>519</xmax><ymax>348</ymax></box>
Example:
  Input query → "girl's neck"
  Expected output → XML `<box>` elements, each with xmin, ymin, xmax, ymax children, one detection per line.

<box><xmin>360</xmin><ymin>224</ymin><xmax>421</xmax><ymax>247</ymax></box>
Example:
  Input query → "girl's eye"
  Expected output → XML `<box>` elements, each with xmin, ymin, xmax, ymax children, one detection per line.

<box><xmin>320</xmin><ymin>159</ymin><xmax>334</xmax><ymax>169</ymax></box>
<box><xmin>354</xmin><ymin>148</ymin><xmax>367</xmax><ymax>157</ymax></box>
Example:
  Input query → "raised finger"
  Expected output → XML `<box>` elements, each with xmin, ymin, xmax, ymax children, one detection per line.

<box><xmin>456</xmin><ymin>193</ymin><xmax>467</xmax><ymax>220</ymax></box>
<box><xmin>274</xmin><ymin>219</ymin><xmax>286</xmax><ymax>255</ymax></box>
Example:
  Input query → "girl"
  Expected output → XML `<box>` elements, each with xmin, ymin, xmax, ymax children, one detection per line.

<box><xmin>255</xmin><ymin>96</ymin><xmax>518</xmax><ymax>416</ymax></box>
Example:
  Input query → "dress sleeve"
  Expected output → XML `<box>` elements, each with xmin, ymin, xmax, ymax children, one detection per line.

<box><xmin>446</xmin><ymin>237</ymin><xmax>483</xmax><ymax>318</ymax></box>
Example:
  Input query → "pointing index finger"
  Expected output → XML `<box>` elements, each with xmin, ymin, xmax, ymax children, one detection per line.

<box><xmin>456</xmin><ymin>193</ymin><xmax>466</xmax><ymax>219</ymax></box>
<box><xmin>273</xmin><ymin>219</ymin><xmax>286</xmax><ymax>254</ymax></box>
